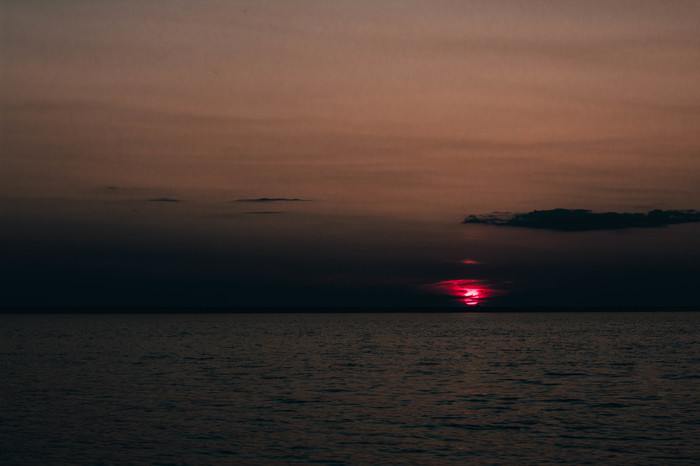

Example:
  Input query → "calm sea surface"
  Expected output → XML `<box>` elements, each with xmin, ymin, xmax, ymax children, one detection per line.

<box><xmin>2</xmin><ymin>312</ymin><xmax>699</xmax><ymax>465</ymax></box>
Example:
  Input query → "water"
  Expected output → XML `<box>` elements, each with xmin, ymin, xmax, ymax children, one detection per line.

<box><xmin>2</xmin><ymin>312</ymin><xmax>699</xmax><ymax>464</ymax></box>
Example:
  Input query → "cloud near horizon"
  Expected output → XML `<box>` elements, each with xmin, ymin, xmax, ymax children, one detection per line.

<box><xmin>464</xmin><ymin>209</ymin><xmax>700</xmax><ymax>232</ymax></box>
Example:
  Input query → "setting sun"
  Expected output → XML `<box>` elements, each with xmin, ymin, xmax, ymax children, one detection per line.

<box><xmin>462</xmin><ymin>288</ymin><xmax>482</xmax><ymax>306</ymax></box>
<box><xmin>427</xmin><ymin>279</ymin><xmax>500</xmax><ymax>306</ymax></box>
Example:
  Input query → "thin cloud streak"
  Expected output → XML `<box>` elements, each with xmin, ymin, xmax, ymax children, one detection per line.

<box><xmin>236</xmin><ymin>198</ymin><xmax>311</xmax><ymax>203</ymax></box>
<box><xmin>244</xmin><ymin>211</ymin><xmax>285</xmax><ymax>215</ymax></box>
<box><xmin>147</xmin><ymin>198</ymin><xmax>181</xmax><ymax>203</ymax></box>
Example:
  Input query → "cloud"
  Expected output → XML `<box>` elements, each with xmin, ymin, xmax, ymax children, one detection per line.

<box><xmin>147</xmin><ymin>198</ymin><xmax>181</xmax><ymax>203</ymax></box>
<box><xmin>463</xmin><ymin>209</ymin><xmax>700</xmax><ymax>232</ymax></box>
<box><xmin>235</xmin><ymin>198</ymin><xmax>310</xmax><ymax>202</ymax></box>
<box><xmin>244</xmin><ymin>211</ymin><xmax>285</xmax><ymax>215</ymax></box>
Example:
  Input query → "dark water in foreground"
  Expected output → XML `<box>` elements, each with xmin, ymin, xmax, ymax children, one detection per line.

<box><xmin>2</xmin><ymin>312</ymin><xmax>699</xmax><ymax>465</ymax></box>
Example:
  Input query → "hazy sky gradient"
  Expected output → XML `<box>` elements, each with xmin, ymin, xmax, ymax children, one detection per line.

<box><xmin>2</xmin><ymin>0</ymin><xmax>699</xmax><ymax>307</ymax></box>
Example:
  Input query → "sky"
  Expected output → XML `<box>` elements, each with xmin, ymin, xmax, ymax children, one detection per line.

<box><xmin>2</xmin><ymin>0</ymin><xmax>699</xmax><ymax>308</ymax></box>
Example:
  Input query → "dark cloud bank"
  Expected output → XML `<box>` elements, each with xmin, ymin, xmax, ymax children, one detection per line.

<box><xmin>464</xmin><ymin>209</ymin><xmax>700</xmax><ymax>232</ymax></box>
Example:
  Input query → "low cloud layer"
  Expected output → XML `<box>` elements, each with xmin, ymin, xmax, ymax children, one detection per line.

<box><xmin>147</xmin><ymin>198</ymin><xmax>181</xmax><ymax>203</ymax></box>
<box><xmin>235</xmin><ymin>198</ymin><xmax>310</xmax><ymax>203</ymax></box>
<box><xmin>464</xmin><ymin>209</ymin><xmax>700</xmax><ymax>232</ymax></box>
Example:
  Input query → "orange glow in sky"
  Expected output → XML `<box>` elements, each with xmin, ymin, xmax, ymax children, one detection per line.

<box><xmin>1</xmin><ymin>1</ymin><xmax>699</xmax><ymax>308</ymax></box>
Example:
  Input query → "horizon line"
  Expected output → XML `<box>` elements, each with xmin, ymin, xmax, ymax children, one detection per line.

<box><xmin>2</xmin><ymin>305</ymin><xmax>698</xmax><ymax>314</ymax></box>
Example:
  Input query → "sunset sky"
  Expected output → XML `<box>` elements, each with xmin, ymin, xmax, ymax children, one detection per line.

<box><xmin>2</xmin><ymin>0</ymin><xmax>699</xmax><ymax>307</ymax></box>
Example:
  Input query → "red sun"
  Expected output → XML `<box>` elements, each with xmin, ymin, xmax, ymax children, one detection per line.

<box><xmin>462</xmin><ymin>288</ymin><xmax>482</xmax><ymax>306</ymax></box>
<box><xmin>427</xmin><ymin>279</ymin><xmax>499</xmax><ymax>306</ymax></box>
